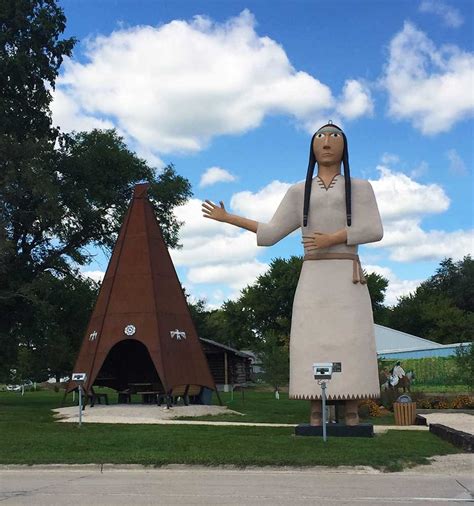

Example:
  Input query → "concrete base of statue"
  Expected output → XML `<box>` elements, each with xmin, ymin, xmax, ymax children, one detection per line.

<box><xmin>295</xmin><ymin>423</ymin><xmax>374</xmax><ymax>437</ymax></box>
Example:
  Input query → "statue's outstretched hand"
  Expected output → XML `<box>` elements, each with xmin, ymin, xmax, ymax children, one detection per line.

<box><xmin>202</xmin><ymin>200</ymin><xmax>228</xmax><ymax>223</ymax></box>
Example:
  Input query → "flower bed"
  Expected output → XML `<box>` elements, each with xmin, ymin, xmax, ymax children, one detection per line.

<box><xmin>360</xmin><ymin>394</ymin><xmax>474</xmax><ymax>418</ymax></box>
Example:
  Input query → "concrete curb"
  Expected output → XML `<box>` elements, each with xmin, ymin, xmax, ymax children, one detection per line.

<box><xmin>429</xmin><ymin>423</ymin><xmax>474</xmax><ymax>453</ymax></box>
<box><xmin>0</xmin><ymin>463</ymin><xmax>400</xmax><ymax>474</ymax></box>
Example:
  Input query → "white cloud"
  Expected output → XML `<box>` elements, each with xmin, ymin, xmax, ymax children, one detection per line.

<box><xmin>81</xmin><ymin>270</ymin><xmax>105</xmax><ymax>283</ymax></box>
<box><xmin>187</xmin><ymin>260</ymin><xmax>268</xmax><ymax>289</ymax></box>
<box><xmin>446</xmin><ymin>149</ymin><xmax>468</xmax><ymax>175</ymax></box>
<box><xmin>365</xmin><ymin>264</ymin><xmax>422</xmax><ymax>306</ymax></box>
<box><xmin>230</xmin><ymin>180</ymin><xmax>294</xmax><ymax>221</ymax></box>
<box><xmin>199</xmin><ymin>167</ymin><xmax>237</xmax><ymax>187</ymax></box>
<box><xmin>371</xmin><ymin>166</ymin><xmax>449</xmax><ymax>221</ymax></box>
<box><xmin>169</xmin><ymin>196</ymin><xmax>273</xmax><ymax>307</ymax></box>
<box><xmin>368</xmin><ymin>166</ymin><xmax>473</xmax><ymax>262</ymax></box>
<box><xmin>174</xmin><ymin>198</ymin><xmax>238</xmax><ymax>240</ymax></box>
<box><xmin>380</xmin><ymin>153</ymin><xmax>400</xmax><ymax>165</ymax></box>
<box><xmin>381</xmin><ymin>226</ymin><xmax>473</xmax><ymax>262</ymax></box>
<box><xmin>186</xmin><ymin>287</ymin><xmax>239</xmax><ymax>310</ymax></box>
<box><xmin>419</xmin><ymin>0</ymin><xmax>464</xmax><ymax>28</ymax></box>
<box><xmin>171</xmin><ymin>198</ymin><xmax>261</xmax><ymax>269</ymax></box>
<box><xmin>382</xmin><ymin>22</ymin><xmax>474</xmax><ymax>134</ymax></box>
<box><xmin>53</xmin><ymin>10</ymin><xmax>373</xmax><ymax>158</ymax></box>
<box><xmin>172</xmin><ymin>230</ymin><xmax>260</xmax><ymax>267</ymax></box>
<box><xmin>410</xmin><ymin>160</ymin><xmax>429</xmax><ymax>179</ymax></box>
<box><xmin>51</xmin><ymin>88</ymin><xmax>115</xmax><ymax>132</ymax></box>
<box><xmin>336</xmin><ymin>80</ymin><xmax>374</xmax><ymax>119</ymax></box>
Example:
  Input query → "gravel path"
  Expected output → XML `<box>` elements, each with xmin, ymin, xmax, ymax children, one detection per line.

<box><xmin>53</xmin><ymin>405</ymin><xmax>429</xmax><ymax>432</ymax></box>
<box><xmin>53</xmin><ymin>404</ymin><xmax>243</xmax><ymax>424</ymax></box>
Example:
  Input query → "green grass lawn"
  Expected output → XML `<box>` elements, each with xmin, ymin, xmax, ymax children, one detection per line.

<box><xmin>178</xmin><ymin>389</ymin><xmax>397</xmax><ymax>425</ymax></box>
<box><xmin>0</xmin><ymin>390</ymin><xmax>461</xmax><ymax>471</ymax></box>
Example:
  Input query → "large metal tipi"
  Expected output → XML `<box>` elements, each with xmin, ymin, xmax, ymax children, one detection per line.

<box><xmin>67</xmin><ymin>183</ymin><xmax>216</xmax><ymax>400</ymax></box>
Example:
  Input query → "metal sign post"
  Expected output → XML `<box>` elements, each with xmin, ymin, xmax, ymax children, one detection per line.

<box><xmin>313</xmin><ymin>362</ymin><xmax>334</xmax><ymax>443</ymax></box>
<box><xmin>320</xmin><ymin>380</ymin><xmax>327</xmax><ymax>442</ymax></box>
<box><xmin>78</xmin><ymin>385</ymin><xmax>83</xmax><ymax>427</ymax></box>
<box><xmin>71</xmin><ymin>373</ymin><xmax>87</xmax><ymax>428</ymax></box>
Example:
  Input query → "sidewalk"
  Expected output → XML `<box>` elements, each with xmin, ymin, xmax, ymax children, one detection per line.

<box><xmin>421</xmin><ymin>413</ymin><xmax>474</xmax><ymax>435</ymax></box>
<box><xmin>54</xmin><ymin>405</ymin><xmax>429</xmax><ymax>432</ymax></box>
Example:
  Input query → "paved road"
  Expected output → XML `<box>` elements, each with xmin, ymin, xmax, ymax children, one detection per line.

<box><xmin>1</xmin><ymin>464</ymin><xmax>473</xmax><ymax>505</ymax></box>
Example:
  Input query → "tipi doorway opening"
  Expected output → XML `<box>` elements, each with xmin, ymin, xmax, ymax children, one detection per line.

<box><xmin>95</xmin><ymin>339</ymin><xmax>164</xmax><ymax>398</ymax></box>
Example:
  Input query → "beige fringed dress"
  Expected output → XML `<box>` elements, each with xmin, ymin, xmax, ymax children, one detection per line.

<box><xmin>257</xmin><ymin>175</ymin><xmax>383</xmax><ymax>400</ymax></box>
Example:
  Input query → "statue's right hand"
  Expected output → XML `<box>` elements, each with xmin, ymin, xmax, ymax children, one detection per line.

<box><xmin>202</xmin><ymin>200</ymin><xmax>228</xmax><ymax>222</ymax></box>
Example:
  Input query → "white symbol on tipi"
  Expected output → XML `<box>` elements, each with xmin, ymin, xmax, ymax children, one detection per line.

<box><xmin>89</xmin><ymin>330</ymin><xmax>98</xmax><ymax>341</ymax></box>
<box><xmin>170</xmin><ymin>329</ymin><xmax>186</xmax><ymax>340</ymax></box>
<box><xmin>124</xmin><ymin>324</ymin><xmax>136</xmax><ymax>336</ymax></box>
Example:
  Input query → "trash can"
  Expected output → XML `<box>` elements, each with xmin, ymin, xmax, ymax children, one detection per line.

<box><xmin>198</xmin><ymin>387</ymin><xmax>213</xmax><ymax>405</ymax></box>
<box><xmin>394</xmin><ymin>394</ymin><xmax>416</xmax><ymax>425</ymax></box>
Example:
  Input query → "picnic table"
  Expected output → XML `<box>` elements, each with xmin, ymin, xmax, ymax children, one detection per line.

<box><xmin>128</xmin><ymin>382</ymin><xmax>168</xmax><ymax>406</ymax></box>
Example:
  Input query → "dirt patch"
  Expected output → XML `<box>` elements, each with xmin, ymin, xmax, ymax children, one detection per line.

<box><xmin>54</xmin><ymin>404</ymin><xmax>243</xmax><ymax>424</ymax></box>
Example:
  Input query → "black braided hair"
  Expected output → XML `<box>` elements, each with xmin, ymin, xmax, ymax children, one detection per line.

<box><xmin>303</xmin><ymin>123</ymin><xmax>352</xmax><ymax>227</ymax></box>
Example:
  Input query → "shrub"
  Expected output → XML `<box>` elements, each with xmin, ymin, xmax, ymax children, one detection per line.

<box><xmin>451</xmin><ymin>395</ymin><xmax>474</xmax><ymax>409</ymax></box>
<box><xmin>417</xmin><ymin>398</ymin><xmax>433</xmax><ymax>409</ymax></box>
<box><xmin>358</xmin><ymin>399</ymin><xmax>386</xmax><ymax>417</ymax></box>
<box><xmin>431</xmin><ymin>398</ymin><xmax>450</xmax><ymax>409</ymax></box>
<box><xmin>358</xmin><ymin>403</ymin><xmax>370</xmax><ymax>418</ymax></box>
<box><xmin>380</xmin><ymin>389</ymin><xmax>399</xmax><ymax>411</ymax></box>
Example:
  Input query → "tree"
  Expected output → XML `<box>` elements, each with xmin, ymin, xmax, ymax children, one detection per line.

<box><xmin>9</xmin><ymin>272</ymin><xmax>98</xmax><ymax>382</ymax></box>
<box><xmin>0</xmin><ymin>1</ymin><xmax>193</xmax><ymax>379</ymax></box>
<box><xmin>187</xmin><ymin>295</ymin><xmax>256</xmax><ymax>350</ymax></box>
<box><xmin>386</xmin><ymin>257</ymin><xmax>474</xmax><ymax>344</ymax></box>
<box><xmin>260</xmin><ymin>331</ymin><xmax>289</xmax><ymax>393</ymax></box>
<box><xmin>1</xmin><ymin>0</ymin><xmax>77</xmax><ymax>378</ymax></box>
<box><xmin>365</xmin><ymin>271</ymin><xmax>390</xmax><ymax>324</ymax></box>
<box><xmin>238</xmin><ymin>256</ymin><xmax>303</xmax><ymax>339</ymax></box>
<box><xmin>0</xmin><ymin>0</ymin><xmax>75</xmax><ymax>140</ymax></box>
<box><xmin>422</xmin><ymin>257</ymin><xmax>474</xmax><ymax>312</ymax></box>
<box><xmin>0</xmin><ymin>129</ymin><xmax>191</xmax><ymax>380</ymax></box>
<box><xmin>454</xmin><ymin>342</ymin><xmax>474</xmax><ymax>390</ymax></box>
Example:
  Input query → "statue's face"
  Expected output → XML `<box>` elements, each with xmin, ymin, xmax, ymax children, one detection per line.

<box><xmin>312</xmin><ymin>127</ymin><xmax>344</xmax><ymax>165</ymax></box>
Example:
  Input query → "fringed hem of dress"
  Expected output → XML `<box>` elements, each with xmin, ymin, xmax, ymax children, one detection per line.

<box><xmin>289</xmin><ymin>392</ymin><xmax>380</xmax><ymax>401</ymax></box>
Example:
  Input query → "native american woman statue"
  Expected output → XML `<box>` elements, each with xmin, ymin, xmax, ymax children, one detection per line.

<box><xmin>202</xmin><ymin>122</ymin><xmax>383</xmax><ymax>425</ymax></box>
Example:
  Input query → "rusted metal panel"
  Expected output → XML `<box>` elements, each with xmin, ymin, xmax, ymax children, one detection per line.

<box><xmin>68</xmin><ymin>183</ymin><xmax>216</xmax><ymax>394</ymax></box>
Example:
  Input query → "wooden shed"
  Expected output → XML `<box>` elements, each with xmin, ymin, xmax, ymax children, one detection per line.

<box><xmin>200</xmin><ymin>338</ymin><xmax>253</xmax><ymax>391</ymax></box>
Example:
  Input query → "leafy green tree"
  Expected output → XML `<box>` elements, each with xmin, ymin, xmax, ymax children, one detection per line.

<box><xmin>1</xmin><ymin>0</ymin><xmax>76</xmax><ymax>379</ymax></box>
<box><xmin>0</xmin><ymin>0</ymin><xmax>75</xmax><ymax>140</ymax></box>
<box><xmin>1</xmin><ymin>129</ymin><xmax>191</xmax><ymax>380</ymax></box>
<box><xmin>454</xmin><ymin>342</ymin><xmax>474</xmax><ymax>390</ymax></box>
<box><xmin>9</xmin><ymin>272</ymin><xmax>98</xmax><ymax>382</ymax></box>
<box><xmin>386</xmin><ymin>257</ymin><xmax>474</xmax><ymax>344</ymax></box>
<box><xmin>187</xmin><ymin>296</ymin><xmax>256</xmax><ymax>350</ymax></box>
<box><xmin>238</xmin><ymin>256</ymin><xmax>303</xmax><ymax>339</ymax></box>
<box><xmin>422</xmin><ymin>257</ymin><xmax>474</xmax><ymax>312</ymax></box>
<box><xmin>0</xmin><ymin>1</ymin><xmax>192</xmax><ymax>379</ymax></box>
<box><xmin>365</xmin><ymin>271</ymin><xmax>390</xmax><ymax>324</ymax></box>
<box><xmin>260</xmin><ymin>331</ymin><xmax>289</xmax><ymax>393</ymax></box>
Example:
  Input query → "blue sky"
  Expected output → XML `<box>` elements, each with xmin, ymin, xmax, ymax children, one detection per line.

<box><xmin>55</xmin><ymin>0</ymin><xmax>473</xmax><ymax>307</ymax></box>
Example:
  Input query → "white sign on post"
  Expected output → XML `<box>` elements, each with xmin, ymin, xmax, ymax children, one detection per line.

<box><xmin>72</xmin><ymin>373</ymin><xmax>87</xmax><ymax>427</ymax></box>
